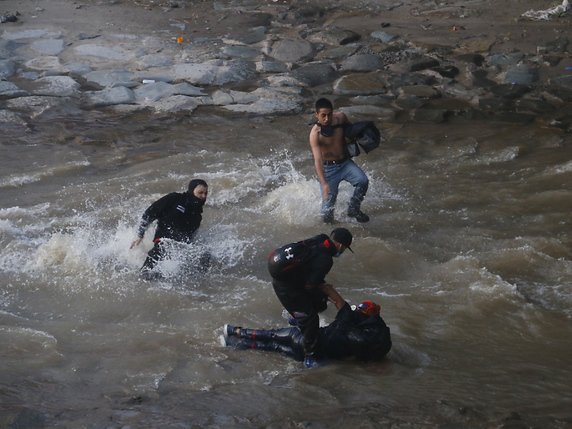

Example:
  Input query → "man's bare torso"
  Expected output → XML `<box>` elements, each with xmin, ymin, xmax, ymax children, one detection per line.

<box><xmin>310</xmin><ymin>112</ymin><xmax>347</xmax><ymax>161</ymax></box>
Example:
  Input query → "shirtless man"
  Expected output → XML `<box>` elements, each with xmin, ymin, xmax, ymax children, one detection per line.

<box><xmin>309</xmin><ymin>98</ymin><xmax>370</xmax><ymax>223</ymax></box>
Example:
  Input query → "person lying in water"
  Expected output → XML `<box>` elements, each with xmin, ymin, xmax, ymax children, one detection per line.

<box><xmin>221</xmin><ymin>299</ymin><xmax>391</xmax><ymax>366</ymax></box>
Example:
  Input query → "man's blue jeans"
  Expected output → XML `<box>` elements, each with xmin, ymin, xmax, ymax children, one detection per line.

<box><xmin>321</xmin><ymin>159</ymin><xmax>369</xmax><ymax>219</ymax></box>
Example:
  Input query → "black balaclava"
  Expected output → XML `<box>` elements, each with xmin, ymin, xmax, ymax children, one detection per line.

<box><xmin>187</xmin><ymin>179</ymin><xmax>208</xmax><ymax>206</ymax></box>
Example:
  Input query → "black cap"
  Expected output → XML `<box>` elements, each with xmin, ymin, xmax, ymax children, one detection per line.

<box><xmin>331</xmin><ymin>228</ymin><xmax>353</xmax><ymax>253</ymax></box>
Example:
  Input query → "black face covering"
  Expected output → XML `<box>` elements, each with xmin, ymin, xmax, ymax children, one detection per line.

<box><xmin>188</xmin><ymin>179</ymin><xmax>207</xmax><ymax>193</ymax></box>
<box><xmin>187</xmin><ymin>179</ymin><xmax>208</xmax><ymax>206</ymax></box>
<box><xmin>320</xmin><ymin>124</ymin><xmax>334</xmax><ymax>137</ymax></box>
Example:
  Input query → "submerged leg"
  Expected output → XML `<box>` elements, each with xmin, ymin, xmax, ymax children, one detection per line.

<box><xmin>141</xmin><ymin>242</ymin><xmax>165</xmax><ymax>279</ymax></box>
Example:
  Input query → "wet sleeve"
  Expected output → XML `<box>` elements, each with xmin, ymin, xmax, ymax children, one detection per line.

<box><xmin>137</xmin><ymin>193</ymin><xmax>177</xmax><ymax>238</ymax></box>
<box><xmin>334</xmin><ymin>302</ymin><xmax>354</xmax><ymax>323</ymax></box>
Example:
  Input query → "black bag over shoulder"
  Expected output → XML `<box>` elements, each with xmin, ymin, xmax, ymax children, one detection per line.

<box><xmin>267</xmin><ymin>234</ymin><xmax>327</xmax><ymax>279</ymax></box>
<box><xmin>343</xmin><ymin>121</ymin><xmax>382</xmax><ymax>155</ymax></box>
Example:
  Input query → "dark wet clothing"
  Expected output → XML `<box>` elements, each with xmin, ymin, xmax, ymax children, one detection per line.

<box><xmin>225</xmin><ymin>303</ymin><xmax>392</xmax><ymax>362</ymax></box>
<box><xmin>318</xmin><ymin>302</ymin><xmax>392</xmax><ymax>361</ymax></box>
<box><xmin>137</xmin><ymin>192</ymin><xmax>204</xmax><ymax>272</ymax></box>
<box><xmin>268</xmin><ymin>234</ymin><xmax>337</xmax><ymax>358</ymax></box>
<box><xmin>137</xmin><ymin>192</ymin><xmax>203</xmax><ymax>243</ymax></box>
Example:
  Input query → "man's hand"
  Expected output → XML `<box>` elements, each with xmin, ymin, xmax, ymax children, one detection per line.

<box><xmin>317</xmin><ymin>283</ymin><xmax>346</xmax><ymax>310</ymax></box>
<box><xmin>130</xmin><ymin>237</ymin><xmax>143</xmax><ymax>249</ymax></box>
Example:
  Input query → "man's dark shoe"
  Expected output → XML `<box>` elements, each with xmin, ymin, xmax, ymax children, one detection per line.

<box><xmin>322</xmin><ymin>211</ymin><xmax>334</xmax><ymax>224</ymax></box>
<box><xmin>347</xmin><ymin>209</ymin><xmax>370</xmax><ymax>223</ymax></box>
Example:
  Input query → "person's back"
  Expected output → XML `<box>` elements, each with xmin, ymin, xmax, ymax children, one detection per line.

<box><xmin>267</xmin><ymin>234</ymin><xmax>331</xmax><ymax>283</ymax></box>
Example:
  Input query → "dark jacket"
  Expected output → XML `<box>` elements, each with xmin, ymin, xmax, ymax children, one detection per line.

<box><xmin>268</xmin><ymin>234</ymin><xmax>337</xmax><ymax>286</ymax></box>
<box><xmin>318</xmin><ymin>303</ymin><xmax>392</xmax><ymax>361</ymax></box>
<box><xmin>137</xmin><ymin>192</ymin><xmax>203</xmax><ymax>243</ymax></box>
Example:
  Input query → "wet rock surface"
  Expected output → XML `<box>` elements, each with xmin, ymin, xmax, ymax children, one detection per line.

<box><xmin>0</xmin><ymin>0</ymin><xmax>571</xmax><ymax>129</ymax></box>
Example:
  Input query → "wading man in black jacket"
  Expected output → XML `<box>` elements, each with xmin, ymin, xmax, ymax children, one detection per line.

<box><xmin>130</xmin><ymin>179</ymin><xmax>208</xmax><ymax>278</ymax></box>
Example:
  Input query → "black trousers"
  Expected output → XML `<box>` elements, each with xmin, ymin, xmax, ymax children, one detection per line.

<box><xmin>225</xmin><ymin>327</ymin><xmax>305</xmax><ymax>361</ymax></box>
<box><xmin>272</xmin><ymin>278</ymin><xmax>327</xmax><ymax>358</ymax></box>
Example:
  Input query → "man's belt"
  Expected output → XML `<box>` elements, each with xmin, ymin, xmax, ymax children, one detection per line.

<box><xmin>323</xmin><ymin>158</ymin><xmax>348</xmax><ymax>165</ymax></box>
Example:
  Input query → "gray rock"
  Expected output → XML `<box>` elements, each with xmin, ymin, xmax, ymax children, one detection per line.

<box><xmin>290</xmin><ymin>62</ymin><xmax>338</xmax><ymax>87</ymax></box>
<box><xmin>32</xmin><ymin>76</ymin><xmax>80</xmax><ymax>97</ymax></box>
<box><xmin>547</xmin><ymin>75</ymin><xmax>572</xmax><ymax>101</ymax></box>
<box><xmin>399</xmin><ymin>85</ymin><xmax>440</xmax><ymax>98</ymax></box>
<box><xmin>490</xmin><ymin>83</ymin><xmax>531</xmax><ymax>99</ymax></box>
<box><xmin>0</xmin><ymin>109</ymin><xmax>27</xmax><ymax>125</ymax></box>
<box><xmin>469</xmin><ymin>69</ymin><xmax>496</xmax><ymax>88</ymax></box>
<box><xmin>316</xmin><ymin>45</ymin><xmax>360</xmax><ymax>61</ymax></box>
<box><xmin>84</xmin><ymin>86</ymin><xmax>136</xmax><ymax>107</ymax></box>
<box><xmin>136</xmin><ymin>54</ymin><xmax>174</xmax><ymax>68</ymax></box>
<box><xmin>172</xmin><ymin>60</ymin><xmax>256</xmax><ymax>85</ymax></box>
<box><xmin>350</xmin><ymin>94</ymin><xmax>396</xmax><ymax>106</ymax></box>
<box><xmin>2</xmin><ymin>28</ymin><xmax>61</xmax><ymax>40</ymax></box>
<box><xmin>456</xmin><ymin>53</ymin><xmax>485</xmax><ymax>66</ymax></box>
<box><xmin>223</xmin><ymin>26</ymin><xmax>267</xmax><ymax>45</ymax></box>
<box><xmin>432</xmin><ymin>65</ymin><xmax>459</xmax><ymax>78</ymax></box>
<box><xmin>24</xmin><ymin>56</ymin><xmax>64</xmax><ymax>73</ymax></box>
<box><xmin>488</xmin><ymin>52</ymin><xmax>525</xmax><ymax>66</ymax></box>
<box><xmin>265</xmin><ymin>74</ymin><xmax>306</xmax><ymax>87</ymax></box>
<box><xmin>0</xmin><ymin>39</ymin><xmax>13</xmax><ymax>58</ymax></box>
<box><xmin>442</xmin><ymin>83</ymin><xmax>485</xmax><ymax>103</ymax></box>
<box><xmin>412</xmin><ymin>107</ymin><xmax>448</xmax><ymax>123</ymax></box>
<box><xmin>211</xmin><ymin>90</ymin><xmax>235</xmax><ymax>105</ymax></box>
<box><xmin>151</xmin><ymin>95</ymin><xmax>201</xmax><ymax>113</ymax></box>
<box><xmin>221</xmin><ymin>45</ymin><xmax>260</xmax><ymax>59</ymax></box>
<box><xmin>30</xmin><ymin>38</ymin><xmax>65</xmax><ymax>56</ymax></box>
<box><xmin>0</xmin><ymin>81</ymin><xmax>29</xmax><ymax>98</ymax></box>
<box><xmin>333</xmin><ymin>72</ymin><xmax>389</xmax><ymax>95</ymax></box>
<box><xmin>386</xmin><ymin>72</ymin><xmax>437</xmax><ymax>89</ymax></box>
<box><xmin>7</xmin><ymin>96</ymin><xmax>72</xmax><ymax>118</ymax></box>
<box><xmin>370</xmin><ymin>31</ymin><xmax>399</xmax><ymax>43</ymax></box>
<box><xmin>85</xmin><ymin>70</ymin><xmax>138</xmax><ymax>88</ymax></box>
<box><xmin>73</xmin><ymin>43</ymin><xmax>135</xmax><ymax>61</ymax></box>
<box><xmin>307</xmin><ymin>27</ymin><xmax>361</xmax><ymax>46</ymax></box>
<box><xmin>221</xmin><ymin>87</ymin><xmax>303</xmax><ymax>114</ymax></box>
<box><xmin>20</xmin><ymin>71</ymin><xmax>40</xmax><ymax>80</ymax></box>
<box><xmin>0</xmin><ymin>59</ymin><xmax>16</xmax><ymax>79</ymax></box>
<box><xmin>340</xmin><ymin>104</ymin><xmax>396</xmax><ymax>121</ymax></box>
<box><xmin>503</xmin><ymin>65</ymin><xmax>538</xmax><ymax>85</ymax></box>
<box><xmin>256</xmin><ymin>59</ymin><xmax>289</xmax><ymax>74</ymax></box>
<box><xmin>63</xmin><ymin>62</ymin><xmax>92</xmax><ymax>75</ymax></box>
<box><xmin>134</xmin><ymin>81</ymin><xmax>205</xmax><ymax>103</ymax></box>
<box><xmin>408</xmin><ymin>57</ymin><xmax>440</xmax><ymax>72</ymax></box>
<box><xmin>395</xmin><ymin>95</ymin><xmax>426</xmax><ymax>110</ymax></box>
<box><xmin>340</xmin><ymin>54</ymin><xmax>384</xmax><ymax>72</ymax></box>
<box><xmin>267</xmin><ymin>38</ymin><xmax>313</xmax><ymax>63</ymax></box>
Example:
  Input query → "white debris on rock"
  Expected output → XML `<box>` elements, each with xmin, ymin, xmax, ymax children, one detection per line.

<box><xmin>521</xmin><ymin>0</ymin><xmax>570</xmax><ymax>20</ymax></box>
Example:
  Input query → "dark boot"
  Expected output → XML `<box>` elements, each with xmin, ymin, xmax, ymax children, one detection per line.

<box><xmin>347</xmin><ymin>207</ymin><xmax>370</xmax><ymax>223</ymax></box>
<box><xmin>348</xmin><ymin>182</ymin><xmax>369</xmax><ymax>222</ymax></box>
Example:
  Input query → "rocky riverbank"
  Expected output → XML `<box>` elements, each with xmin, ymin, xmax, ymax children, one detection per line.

<box><xmin>1</xmin><ymin>0</ymin><xmax>571</xmax><ymax>130</ymax></box>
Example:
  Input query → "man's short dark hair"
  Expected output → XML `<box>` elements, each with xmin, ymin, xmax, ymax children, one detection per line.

<box><xmin>315</xmin><ymin>98</ymin><xmax>333</xmax><ymax>112</ymax></box>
